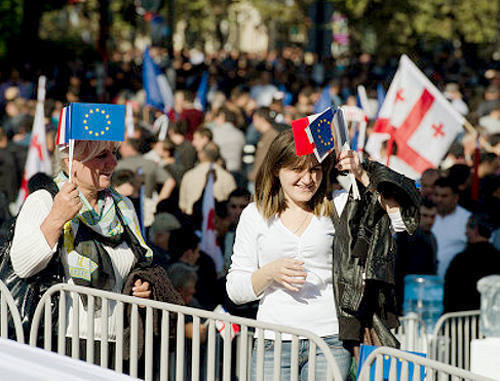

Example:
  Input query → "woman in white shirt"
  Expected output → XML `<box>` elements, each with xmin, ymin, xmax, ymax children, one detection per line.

<box><xmin>11</xmin><ymin>140</ymin><xmax>153</xmax><ymax>355</ymax></box>
<box><xmin>226</xmin><ymin>129</ymin><xmax>355</xmax><ymax>380</ymax></box>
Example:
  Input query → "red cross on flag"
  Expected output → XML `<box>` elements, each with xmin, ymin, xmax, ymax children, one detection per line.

<box><xmin>365</xmin><ymin>55</ymin><xmax>465</xmax><ymax>179</ymax></box>
<box><xmin>15</xmin><ymin>76</ymin><xmax>52</xmax><ymax>212</ymax></box>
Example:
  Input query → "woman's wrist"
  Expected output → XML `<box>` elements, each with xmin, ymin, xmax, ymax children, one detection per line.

<box><xmin>354</xmin><ymin>169</ymin><xmax>370</xmax><ymax>188</ymax></box>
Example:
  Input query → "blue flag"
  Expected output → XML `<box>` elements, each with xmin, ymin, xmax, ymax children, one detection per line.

<box><xmin>376</xmin><ymin>83</ymin><xmax>386</xmax><ymax>117</ymax></box>
<box><xmin>278</xmin><ymin>84</ymin><xmax>293</xmax><ymax>106</ymax></box>
<box><xmin>195</xmin><ymin>71</ymin><xmax>209</xmax><ymax>111</ymax></box>
<box><xmin>143</xmin><ymin>47</ymin><xmax>173</xmax><ymax>112</ymax></box>
<box><xmin>314</xmin><ymin>86</ymin><xmax>332</xmax><ymax>113</ymax></box>
<box><xmin>307</xmin><ymin>107</ymin><xmax>335</xmax><ymax>161</ymax></box>
<box><xmin>66</xmin><ymin>103</ymin><xmax>125</xmax><ymax>142</ymax></box>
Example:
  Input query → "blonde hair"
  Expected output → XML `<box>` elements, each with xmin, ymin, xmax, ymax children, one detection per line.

<box><xmin>56</xmin><ymin>140</ymin><xmax>120</xmax><ymax>173</ymax></box>
<box><xmin>254</xmin><ymin>129</ymin><xmax>333</xmax><ymax>219</ymax></box>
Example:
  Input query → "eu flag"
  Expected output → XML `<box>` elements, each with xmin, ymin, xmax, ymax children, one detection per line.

<box><xmin>68</xmin><ymin>103</ymin><xmax>125</xmax><ymax>142</ymax></box>
<box><xmin>308</xmin><ymin>107</ymin><xmax>335</xmax><ymax>161</ymax></box>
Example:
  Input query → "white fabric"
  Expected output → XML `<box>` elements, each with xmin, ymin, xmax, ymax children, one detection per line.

<box><xmin>11</xmin><ymin>190</ymin><xmax>146</xmax><ymax>340</ymax></box>
<box><xmin>0</xmin><ymin>338</ymin><xmax>138</xmax><ymax>380</ymax></box>
<box><xmin>200</xmin><ymin>166</ymin><xmax>224</xmax><ymax>273</ymax></box>
<box><xmin>479</xmin><ymin>115</ymin><xmax>500</xmax><ymax>135</ymax></box>
<box><xmin>450</xmin><ymin>97</ymin><xmax>469</xmax><ymax>116</ymax></box>
<box><xmin>226</xmin><ymin>203</ymin><xmax>338</xmax><ymax>340</ymax></box>
<box><xmin>15</xmin><ymin>76</ymin><xmax>52</xmax><ymax>211</ymax></box>
<box><xmin>431</xmin><ymin>205</ymin><xmax>471</xmax><ymax>279</ymax></box>
<box><xmin>249</xmin><ymin>84</ymin><xmax>279</xmax><ymax>107</ymax></box>
<box><xmin>471</xmin><ymin>338</ymin><xmax>500</xmax><ymax>379</ymax></box>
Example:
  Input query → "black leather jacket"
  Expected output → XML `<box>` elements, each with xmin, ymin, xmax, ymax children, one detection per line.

<box><xmin>331</xmin><ymin>160</ymin><xmax>420</xmax><ymax>346</ymax></box>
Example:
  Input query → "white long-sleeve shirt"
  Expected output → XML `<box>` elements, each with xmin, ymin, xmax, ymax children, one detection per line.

<box><xmin>11</xmin><ymin>190</ymin><xmax>143</xmax><ymax>340</ymax></box>
<box><xmin>226</xmin><ymin>194</ymin><xmax>406</xmax><ymax>340</ymax></box>
<box><xmin>431</xmin><ymin>205</ymin><xmax>471</xmax><ymax>279</ymax></box>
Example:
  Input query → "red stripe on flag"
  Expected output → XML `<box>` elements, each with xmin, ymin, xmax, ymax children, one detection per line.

<box><xmin>56</xmin><ymin>108</ymin><xmax>64</xmax><ymax>144</ymax></box>
<box><xmin>291</xmin><ymin>117</ymin><xmax>314</xmax><ymax>156</ymax></box>
<box><xmin>372</xmin><ymin>90</ymin><xmax>436</xmax><ymax>173</ymax></box>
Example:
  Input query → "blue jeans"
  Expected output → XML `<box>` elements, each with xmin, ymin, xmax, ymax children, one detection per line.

<box><xmin>250</xmin><ymin>334</ymin><xmax>351</xmax><ymax>380</ymax></box>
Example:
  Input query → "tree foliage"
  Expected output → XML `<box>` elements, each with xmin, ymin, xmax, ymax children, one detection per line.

<box><xmin>0</xmin><ymin>0</ymin><xmax>497</xmax><ymax>61</ymax></box>
<box><xmin>332</xmin><ymin>0</ymin><xmax>499</xmax><ymax>57</ymax></box>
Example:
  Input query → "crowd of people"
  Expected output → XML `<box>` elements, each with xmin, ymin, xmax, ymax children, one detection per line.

<box><xmin>0</xmin><ymin>45</ymin><xmax>500</xmax><ymax>378</ymax></box>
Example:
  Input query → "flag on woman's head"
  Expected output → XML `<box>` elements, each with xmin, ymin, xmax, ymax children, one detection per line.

<box><xmin>291</xmin><ymin>107</ymin><xmax>336</xmax><ymax>162</ymax></box>
<box><xmin>56</xmin><ymin>103</ymin><xmax>126</xmax><ymax>146</ymax></box>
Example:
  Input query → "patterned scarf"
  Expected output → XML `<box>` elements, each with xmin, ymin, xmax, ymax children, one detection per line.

<box><xmin>54</xmin><ymin>172</ymin><xmax>152</xmax><ymax>303</ymax></box>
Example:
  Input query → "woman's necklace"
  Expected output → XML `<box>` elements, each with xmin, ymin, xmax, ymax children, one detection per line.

<box><xmin>291</xmin><ymin>212</ymin><xmax>312</xmax><ymax>235</ymax></box>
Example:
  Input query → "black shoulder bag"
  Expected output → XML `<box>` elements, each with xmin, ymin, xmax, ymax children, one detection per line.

<box><xmin>0</xmin><ymin>187</ymin><xmax>64</xmax><ymax>341</ymax></box>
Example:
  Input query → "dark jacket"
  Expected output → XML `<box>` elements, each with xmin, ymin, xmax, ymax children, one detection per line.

<box><xmin>331</xmin><ymin>160</ymin><xmax>420</xmax><ymax>346</ymax></box>
<box><xmin>443</xmin><ymin>241</ymin><xmax>500</xmax><ymax>313</ymax></box>
<box><xmin>122</xmin><ymin>265</ymin><xmax>184</xmax><ymax>360</ymax></box>
<box><xmin>394</xmin><ymin>228</ymin><xmax>437</xmax><ymax>314</ymax></box>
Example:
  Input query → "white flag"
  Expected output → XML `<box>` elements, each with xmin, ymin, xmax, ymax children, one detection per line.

<box><xmin>15</xmin><ymin>76</ymin><xmax>52</xmax><ymax>211</ymax></box>
<box><xmin>365</xmin><ymin>55</ymin><xmax>464</xmax><ymax>179</ymax></box>
<box><xmin>125</xmin><ymin>101</ymin><xmax>135</xmax><ymax>138</ymax></box>
<box><xmin>200</xmin><ymin>165</ymin><xmax>224</xmax><ymax>274</ymax></box>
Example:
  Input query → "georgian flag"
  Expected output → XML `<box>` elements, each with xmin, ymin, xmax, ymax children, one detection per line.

<box><xmin>365</xmin><ymin>55</ymin><xmax>465</xmax><ymax>179</ymax></box>
<box><xmin>15</xmin><ymin>76</ymin><xmax>52</xmax><ymax>210</ymax></box>
<box><xmin>200</xmin><ymin>165</ymin><xmax>224</xmax><ymax>274</ymax></box>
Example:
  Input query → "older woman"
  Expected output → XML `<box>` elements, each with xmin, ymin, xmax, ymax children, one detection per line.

<box><xmin>11</xmin><ymin>140</ymin><xmax>153</xmax><ymax>343</ymax></box>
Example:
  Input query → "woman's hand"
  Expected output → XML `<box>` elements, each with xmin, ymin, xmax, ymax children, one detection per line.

<box><xmin>41</xmin><ymin>181</ymin><xmax>82</xmax><ymax>249</ymax></box>
<box><xmin>378</xmin><ymin>194</ymin><xmax>400</xmax><ymax>215</ymax></box>
<box><xmin>252</xmin><ymin>258</ymin><xmax>307</xmax><ymax>295</ymax></box>
<box><xmin>50</xmin><ymin>182</ymin><xmax>82</xmax><ymax>226</ymax></box>
<box><xmin>132</xmin><ymin>279</ymin><xmax>151</xmax><ymax>299</ymax></box>
<box><xmin>336</xmin><ymin>150</ymin><xmax>370</xmax><ymax>187</ymax></box>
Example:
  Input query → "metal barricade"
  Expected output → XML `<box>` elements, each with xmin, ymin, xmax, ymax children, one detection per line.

<box><xmin>429</xmin><ymin>310</ymin><xmax>481</xmax><ymax>371</ymax></box>
<box><xmin>0</xmin><ymin>280</ymin><xmax>24</xmax><ymax>343</ymax></box>
<box><xmin>393</xmin><ymin>312</ymin><xmax>428</xmax><ymax>353</ymax></box>
<box><xmin>29</xmin><ymin>283</ymin><xmax>345</xmax><ymax>381</ymax></box>
<box><xmin>358</xmin><ymin>346</ymin><xmax>496</xmax><ymax>381</ymax></box>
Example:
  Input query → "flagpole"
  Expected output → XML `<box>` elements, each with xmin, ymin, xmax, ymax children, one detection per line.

<box><xmin>463</xmin><ymin>119</ymin><xmax>477</xmax><ymax>136</ymax></box>
<box><xmin>68</xmin><ymin>139</ymin><xmax>75</xmax><ymax>183</ymax></box>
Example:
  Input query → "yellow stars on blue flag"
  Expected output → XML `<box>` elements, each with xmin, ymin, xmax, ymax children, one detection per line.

<box><xmin>308</xmin><ymin>107</ymin><xmax>335</xmax><ymax>160</ymax></box>
<box><xmin>67</xmin><ymin>103</ymin><xmax>125</xmax><ymax>142</ymax></box>
<box><xmin>82</xmin><ymin>107</ymin><xmax>113</xmax><ymax>138</ymax></box>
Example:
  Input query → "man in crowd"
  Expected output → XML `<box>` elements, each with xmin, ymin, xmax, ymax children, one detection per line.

<box><xmin>395</xmin><ymin>199</ymin><xmax>438</xmax><ymax>313</ymax></box>
<box><xmin>116</xmin><ymin>136</ymin><xmax>176</xmax><ymax>226</ymax></box>
<box><xmin>167</xmin><ymin>120</ymin><xmax>197</xmax><ymax>171</ymax></box>
<box><xmin>208</xmin><ymin>107</ymin><xmax>245</xmax><ymax>175</ymax></box>
<box><xmin>444</xmin><ymin>214</ymin><xmax>500</xmax><ymax>312</ymax></box>
<box><xmin>174</xmin><ymin>90</ymin><xmax>204</xmax><ymax>140</ymax></box>
<box><xmin>148</xmin><ymin>212</ymin><xmax>181</xmax><ymax>269</ymax></box>
<box><xmin>222</xmin><ymin>188</ymin><xmax>251</xmax><ymax>271</ymax></box>
<box><xmin>179</xmin><ymin>142</ymin><xmax>236</xmax><ymax>215</ymax></box>
<box><xmin>431</xmin><ymin>177</ymin><xmax>472</xmax><ymax>279</ymax></box>
<box><xmin>420</xmin><ymin>168</ymin><xmax>440</xmax><ymax>201</ymax></box>
<box><xmin>247</xmin><ymin>107</ymin><xmax>279</xmax><ymax>185</ymax></box>
<box><xmin>191</xmin><ymin>127</ymin><xmax>213</xmax><ymax>153</ymax></box>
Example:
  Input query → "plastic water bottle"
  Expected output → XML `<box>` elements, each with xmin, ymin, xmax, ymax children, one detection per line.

<box><xmin>477</xmin><ymin>275</ymin><xmax>500</xmax><ymax>338</ymax></box>
<box><xmin>403</xmin><ymin>275</ymin><xmax>444</xmax><ymax>333</ymax></box>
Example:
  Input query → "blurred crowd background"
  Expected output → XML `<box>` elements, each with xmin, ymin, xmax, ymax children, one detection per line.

<box><xmin>0</xmin><ymin>0</ymin><xmax>500</xmax><ymax>317</ymax></box>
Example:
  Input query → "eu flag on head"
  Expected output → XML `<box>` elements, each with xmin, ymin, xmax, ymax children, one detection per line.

<box><xmin>68</xmin><ymin>103</ymin><xmax>125</xmax><ymax>142</ymax></box>
<box><xmin>307</xmin><ymin>107</ymin><xmax>335</xmax><ymax>162</ymax></box>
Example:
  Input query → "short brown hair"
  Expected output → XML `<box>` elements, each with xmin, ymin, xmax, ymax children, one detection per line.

<box><xmin>254</xmin><ymin>129</ymin><xmax>333</xmax><ymax>219</ymax></box>
<box><xmin>194</xmin><ymin>127</ymin><xmax>213</xmax><ymax>141</ymax></box>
